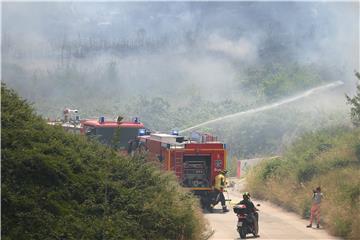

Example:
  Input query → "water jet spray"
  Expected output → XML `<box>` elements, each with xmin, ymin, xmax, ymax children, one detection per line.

<box><xmin>179</xmin><ymin>81</ymin><xmax>344</xmax><ymax>133</ymax></box>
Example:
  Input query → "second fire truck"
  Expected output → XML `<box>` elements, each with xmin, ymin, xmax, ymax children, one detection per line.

<box><xmin>135</xmin><ymin>131</ymin><xmax>228</xmax><ymax>209</ymax></box>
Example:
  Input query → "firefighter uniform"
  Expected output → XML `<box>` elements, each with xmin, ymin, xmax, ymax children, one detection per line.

<box><xmin>214</xmin><ymin>170</ymin><xmax>228</xmax><ymax>212</ymax></box>
<box><xmin>214</xmin><ymin>172</ymin><xmax>226</xmax><ymax>191</ymax></box>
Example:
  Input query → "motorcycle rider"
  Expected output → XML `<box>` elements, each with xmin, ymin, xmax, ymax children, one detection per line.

<box><xmin>238</xmin><ymin>192</ymin><xmax>259</xmax><ymax>237</ymax></box>
<box><xmin>213</xmin><ymin>170</ymin><xmax>229</xmax><ymax>212</ymax></box>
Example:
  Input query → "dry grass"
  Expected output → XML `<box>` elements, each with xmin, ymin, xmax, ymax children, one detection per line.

<box><xmin>246</xmin><ymin>127</ymin><xmax>360</xmax><ymax>239</ymax></box>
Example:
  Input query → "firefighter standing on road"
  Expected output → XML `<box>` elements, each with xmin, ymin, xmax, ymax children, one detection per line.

<box><xmin>214</xmin><ymin>170</ymin><xmax>229</xmax><ymax>212</ymax></box>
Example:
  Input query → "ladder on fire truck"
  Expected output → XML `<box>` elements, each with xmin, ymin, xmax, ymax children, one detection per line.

<box><xmin>174</xmin><ymin>152</ymin><xmax>183</xmax><ymax>180</ymax></box>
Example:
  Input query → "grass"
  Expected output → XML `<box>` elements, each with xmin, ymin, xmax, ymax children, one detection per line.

<box><xmin>246</xmin><ymin>127</ymin><xmax>360</xmax><ymax>239</ymax></box>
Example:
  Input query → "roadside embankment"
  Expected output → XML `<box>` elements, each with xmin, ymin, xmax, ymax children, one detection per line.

<box><xmin>1</xmin><ymin>85</ymin><xmax>208</xmax><ymax>240</ymax></box>
<box><xmin>246</xmin><ymin>127</ymin><xmax>360</xmax><ymax>239</ymax></box>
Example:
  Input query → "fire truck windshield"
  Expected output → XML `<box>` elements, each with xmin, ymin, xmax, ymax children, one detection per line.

<box><xmin>85</xmin><ymin>126</ymin><xmax>139</xmax><ymax>149</ymax></box>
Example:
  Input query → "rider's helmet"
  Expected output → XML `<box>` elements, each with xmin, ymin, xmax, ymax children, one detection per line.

<box><xmin>243</xmin><ymin>192</ymin><xmax>250</xmax><ymax>199</ymax></box>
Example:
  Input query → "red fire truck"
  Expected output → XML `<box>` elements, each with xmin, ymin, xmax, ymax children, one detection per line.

<box><xmin>136</xmin><ymin>131</ymin><xmax>227</xmax><ymax>209</ymax></box>
<box><xmin>47</xmin><ymin>110</ymin><xmax>144</xmax><ymax>151</ymax></box>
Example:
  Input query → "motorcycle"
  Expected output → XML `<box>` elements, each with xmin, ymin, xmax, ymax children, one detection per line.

<box><xmin>233</xmin><ymin>204</ymin><xmax>260</xmax><ymax>239</ymax></box>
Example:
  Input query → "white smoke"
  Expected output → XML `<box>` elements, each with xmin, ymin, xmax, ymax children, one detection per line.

<box><xmin>206</xmin><ymin>34</ymin><xmax>258</xmax><ymax>61</ymax></box>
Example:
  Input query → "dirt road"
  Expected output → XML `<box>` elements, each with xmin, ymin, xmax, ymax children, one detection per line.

<box><xmin>204</xmin><ymin>181</ymin><xmax>341</xmax><ymax>240</ymax></box>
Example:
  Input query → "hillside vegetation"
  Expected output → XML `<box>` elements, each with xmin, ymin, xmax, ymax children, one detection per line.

<box><xmin>246</xmin><ymin>127</ymin><xmax>360</xmax><ymax>239</ymax></box>
<box><xmin>1</xmin><ymin>84</ymin><xmax>208</xmax><ymax>240</ymax></box>
<box><xmin>3</xmin><ymin>4</ymin><xmax>351</xmax><ymax>162</ymax></box>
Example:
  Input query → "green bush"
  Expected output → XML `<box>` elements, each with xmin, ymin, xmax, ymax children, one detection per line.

<box><xmin>260</xmin><ymin>158</ymin><xmax>282</xmax><ymax>180</ymax></box>
<box><xmin>296</xmin><ymin>163</ymin><xmax>320</xmax><ymax>182</ymax></box>
<box><xmin>333</xmin><ymin>218</ymin><xmax>352</xmax><ymax>237</ymax></box>
<box><xmin>1</xmin><ymin>84</ymin><xmax>207</xmax><ymax>240</ymax></box>
<box><xmin>355</xmin><ymin>144</ymin><xmax>360</xmax><ymax>162</ymax></box>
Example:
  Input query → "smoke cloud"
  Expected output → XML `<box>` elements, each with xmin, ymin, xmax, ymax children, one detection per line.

<box><xmin>2</xmin><ymin>2</ymin><xmax>359</xmax><ymax>113</ymax></box>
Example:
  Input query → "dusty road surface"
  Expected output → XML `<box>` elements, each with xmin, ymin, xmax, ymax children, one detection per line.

<box><xmin>204</xmin><ymin>180</ymin><xmax>341</xmax><ymax>240</ymax></box>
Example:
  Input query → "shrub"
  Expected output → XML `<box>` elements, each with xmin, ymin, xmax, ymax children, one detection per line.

<box><xmin>355</xmin><ymin>144</ymin><xmax>360</xmax><ymax>162</ymax></box>
<box><xmin>1</xmin><ymin>84</ymin><xmax>207</xmax><ymax>240</ymax></box>
<box><xmin>296</xmin><ymin>163</ymin><xmax>320</xmax><ymax>182</ymax></box>
<box><xmin>259</xmin><ymin>158</ymin><xmax>282</xmax><ymax>180</ymax></box>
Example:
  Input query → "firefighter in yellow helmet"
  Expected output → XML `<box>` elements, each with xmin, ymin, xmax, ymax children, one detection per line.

<box><xmin>214</xmin><ymin>169</ymin><xmax>229</xmax><ymax>212</ymax></box>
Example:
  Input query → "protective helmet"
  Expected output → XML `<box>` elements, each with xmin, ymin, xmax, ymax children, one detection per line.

<box><xmin>220</xmin><ymin>169</ymin><xmax>228</xmax><ymax>174</ymax></box>
<box><xmin>243</xmin><ymin>192</ymin><xmax>250</xmax><ymax>198</ymax></box>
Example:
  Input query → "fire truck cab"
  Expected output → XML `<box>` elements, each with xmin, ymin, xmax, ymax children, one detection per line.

<box><xmin>82</xmin><ymin>117</ymin><xmax>144</xmax><ymax>151</ymax></box>
<box><xmin>137</xmin><ymin>131</ymin><xmax>227</xmax><ymax>208</ymax></box>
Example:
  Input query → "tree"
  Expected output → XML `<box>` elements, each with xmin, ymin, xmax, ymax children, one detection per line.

<box><xmin>346</xmin><ymin>71</ymin><xmax>360</xmax><ymax>127</ymax></box>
